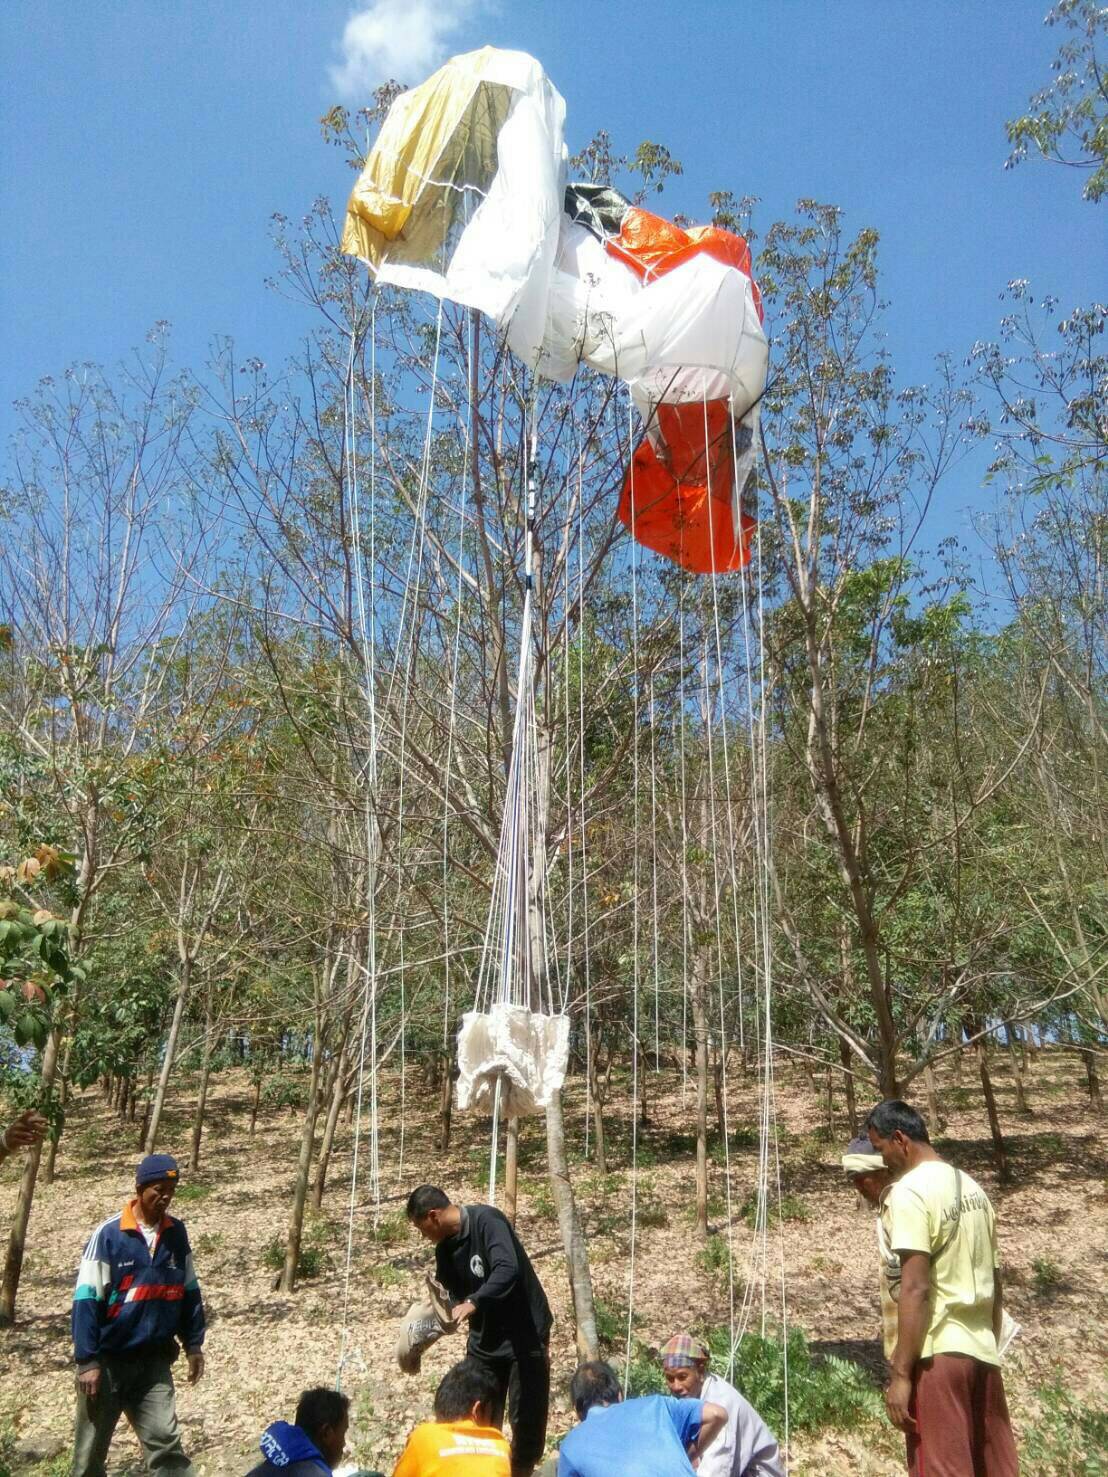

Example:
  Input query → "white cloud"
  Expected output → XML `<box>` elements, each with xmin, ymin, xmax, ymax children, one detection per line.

<box><xmin>329</xmin><ymin>0</ymin><xmax>481</xmax><ymax>102</ymax></box>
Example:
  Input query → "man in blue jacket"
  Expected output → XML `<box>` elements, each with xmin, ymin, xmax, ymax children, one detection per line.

<box><xmin>71</xmin><ymin>1152</ymin><xmax>206</xmax><ymax>1476</ymax></box>
<box><xmin>557</xmin><ymin>1361</ymin><xmax>728</xmax><ymax>1477</ymax></box>
<box><xmin>246</xmin><ymin>1388</ymin><xmax>352</xmax><ymax>1477</ymax></box>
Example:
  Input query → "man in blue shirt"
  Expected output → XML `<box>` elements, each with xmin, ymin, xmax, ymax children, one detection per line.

<box><xmin>558</xmin><ymin>1361</ymin><xmax>727</xmax><ymax>1477</ymax></box>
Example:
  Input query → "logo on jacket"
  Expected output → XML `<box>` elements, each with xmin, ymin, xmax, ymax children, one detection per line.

<box><xmin>260</xmin><ymin>1431</ymin><xmax>290</xmax><ymax>1466</ymax></box>
<box><xmin>470</xmin><ymin>1254</ymin><xmax>485</xmax><ymax>1279</ymax></box>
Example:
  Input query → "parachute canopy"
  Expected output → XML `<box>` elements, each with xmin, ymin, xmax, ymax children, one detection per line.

<box><xmin>456</xmin><ymin>1004</ymin><xmax>570</xmax><ymax>1117</ymax></box>
<box><xmin>342</xmin><ymin>47</ymin><xmax>766</xmax><ymax>575</ymax></box>
<box><xmin>341</xmin><ymin>46</ymin><xmax>566</xmax><ymax>366</ymax></box>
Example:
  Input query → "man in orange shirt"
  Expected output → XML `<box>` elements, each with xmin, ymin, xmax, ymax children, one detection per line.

<box><xmin>393</xmin><ymin>1360</ymin><xmax>511</xmax><ymax>1476</ymax></box>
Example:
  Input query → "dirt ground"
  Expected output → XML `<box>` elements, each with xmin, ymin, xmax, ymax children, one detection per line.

<box><xmin>1</xmin><ymin>1048</ymin><xmax>1105</xmax><ymax>1474</ymax></box>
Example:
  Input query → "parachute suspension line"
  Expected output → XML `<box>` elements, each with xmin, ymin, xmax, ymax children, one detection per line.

<box><xmin>623</xmin><ymin>385</ymin><xmax>641</xmax><ymax>1390</ymax></box>
<box><xmin>471</xmin><ymin>392</ymin><xmax>544</xmax><ymax>1201</ymax></box>
<box><xmin>339</xmin><ymin>300</ymin><xmax>381</xmax><ymax>1388</ymax></box>
<box><xmin>701</xmin><ymin>393</ymin><xmax>746</xmax><ymax>1363</ymax></box>
<box><xmin>390</xmin><ymin>293</ymin><xmax>446</xmax><ymax>1189</ymax></box>
<box><xmin>441</xmin><ymin>314</ymin><xmax>476</xmax><ymax>1050</ymax></box>
<box><xmin>650</xmin><ymin>671</ymin><xmax>661</xmax><ymax>1071</ymax></box>
<box><xmin>678</xmin><ymin>583</ymin><xmax>690</xmax><ymax>1106</ymax></box>
<box><xmin>577</xmin><ymin>444</ymin><xmax>594</xmax><ymax>1163</ymax></box>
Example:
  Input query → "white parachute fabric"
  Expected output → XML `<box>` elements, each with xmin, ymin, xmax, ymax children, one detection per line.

<box><xmin>456</xmin><ymin>1004</ymin><xmax>570</xmax><ymax>1117</ymax></box>
<box><xmin>535</xmin><ymin>220</ymin><xmax>768</xmax><ymax>418</ymax></box>
<box><xmin>342</xmin><ymin>47</ymin><xmax>566</xmax><ymax>365</ymax></box>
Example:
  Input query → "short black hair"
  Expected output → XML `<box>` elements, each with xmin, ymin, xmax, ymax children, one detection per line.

<box><xmin>569</xmin><ymin>1361</ymin><xmax>622</xmax><ymax>1420</ymax></box>
<box><xmin>433</xmin><ymin>1359</ymin><xmax>501</xmax><ymax>1422</ymax></box>
<box><xmin>295</xmin><ymin>1387</ymin><xmax>350</xmax><ymax>1440</ymax></box>
<box><xmin>406</xmin><ymin>1184</ymin><xmax>451</xmax><ymax>1221</ymax></box>
<box><xmin>865</xmin><ymin>1100</ymin><xmax>930</xmax><ymax>1143</ymax></box>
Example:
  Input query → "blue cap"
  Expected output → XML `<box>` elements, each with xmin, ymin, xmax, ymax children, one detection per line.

<box><xmin>136</xmin><ymin>1153</ymin><xmax>179</xmax><ymax>1188</ymax></box>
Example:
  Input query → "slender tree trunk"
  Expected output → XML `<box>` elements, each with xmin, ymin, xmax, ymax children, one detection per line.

<box><xmin>1005</xmin><ymin>1022</ymin><xmax>1031</xmax><ymax>1115</ymax></box>
<box><xmin>145</xmin><ymin>955</ymin><xmax>192</xmax><ymax>1154</ymax></box>
<box><xmin>250</xmin><ymin>1078</ymin><xmax>262</xmax><ymax>1136</ymax></box>
<box><xmin>588</xmin><ymin>1055</ymin><xmax>608</xmax><ymax>1176</ymax></box>
<box><xmin>189</xmin><ymin>991</ymin><xmax>215</xmax><ymax>1173</ymax></box>
<box><xmin>968</xmin><ymin>1021</ymin><xmax>1008</xmax><ymax>1181</ymax></box>
<box><xmin>1081</xmin><ymin>1047</ymin><xmax>1103</xmax><ymax>1114</ymax></box>
<box><xmin>439</xmin><ymin>1050</ymin><xmax>453</xmax><ymax>1153</ymax></box>
<box><xmin>924</xmin><ymin>1062</ymin><xmax>946</xmax><ymax>1133</ymax></box>
<box><xmin>279</xmin><ymin>1027</ymin><xmax>325</xmax><ymax>1293</ymax></box>
<box><xmin>138</xmin><ymin>1063</ymin><xmax>155</xmax><ymax>1147</ymax></box>
<box><xmin>951</xmin><ymin>1037</ymin><xmax>964</xmax><ymax>1087</ymax></box>
<box><xmin>312</xmin><ymin>1055</ymin><xmax>353</xmax><ymax>1212</ymax></box>
<box><xmin>504</xmin><ymin>1117</ymin><xmax>520</xmax><ymax>1226</ymax></box>
<box><xmin>691</xmin><ymin>951</ymin><xmax>710</xmax><ymax>1239</ymax></box>
<box><xmin>713</xmin><ymin>1049</ymin><xmax>727</xmax><ymax>1144</ymax></box>
<box><xmin>0</xmin><ymin>1028</ymin><xmax>60</xmax><ymax>1322</ymax></box>
<box><xmin>839</xmin><ymin>1037</ymin><xmax>858</xmax><ymax>1135</ymax></box>
<box><xmin>545</xmin><ymin>1088</ymin><xmax>598</xmax><ymax>1359</ymax></box>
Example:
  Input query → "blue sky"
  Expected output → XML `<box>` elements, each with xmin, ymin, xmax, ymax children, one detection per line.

<box><xmin>2</xmin><ymin>1</ymin><xmax>1100</xmax><ymax>579</ymax></box>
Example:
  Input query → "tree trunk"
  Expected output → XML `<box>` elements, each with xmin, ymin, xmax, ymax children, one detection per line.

<box><xmin>1005</xmin><ymin>1022</ymin><xmax>1031</xmax><ymax>1115</ymax></box>
<box><xmin>1081</xmin><ymin>1047</ymin><xmax>1103</xmax><ymax>1114</ymax></box>
<box><xmin>839</xmin><ymin>1036</ymin><xmax>858</xmax><ymax>1135</ymax></box>
<box><xmin>545</xmin><ymin>1088</ymin><xmax>598</xmax><ymax>1359</ymax></box>
<box><xmin>311</xmin><ymin>1017</ymin><xmax>354</xmax><ymax>1212</ymax></box>
<box><xmin>691</xmin><ymin>953</ymin><xmax>710</xmax><ymax>1240</ymax></box>
<box><xmin>504</xmin><ymin>1117</ymin><xmax>520</xmax><ymax>1227</ymax></box>
<box><xmin>713</xmin><ymin>1048</ymin><xmax>727</xmax><ymax>1144</ymax></box>
<box><xmin>278</xmin><ymin>1028</ymin><xmax>325</xmax><ymax>1293</ymax></box>
<box><xmin>588</xmin><ymin>1054</ymin><xmax>608</xmax><ymax>1177</ymax></box>
<box><xmin>951</xmin><ymin>1038</ymin><xmax>964</xmax><ymax>1087</ymax></box>
<box><xmin>138</xmin><ymin>1063</ymin><xmax>155</xmax><ymax>1147</ymax></box>
<box><xmin>250</xmin><ymin>1078</ymin><xmax>262</xmax><ymax>1136</ymax></box>
<box><xmin>0</xmin><ymin>1028</ymin><xmax>60</xmax><ymax>1323</ymax></box>
<box><xmin>968</xmin><ymin>1021</ymin><xmax>1008</xmax><ymax>1181</ymax></box>
<box><xmin>189</xmin><ymin>992</ymin><xmax>215</xmax><ymax>1173</ymax></box>
<box><xmin>439</xmin><ymin>1050</ymin><xmax>453</xmax><ymax>1154</ymax></box>
<box><xmin>145</xmin><ymin>955</ymin><xmax>192</xmax><ymax>1154</ymax></box>
<box><xmin>924</xmin><ymin>1061</ymin><xmax>946</xmax><ymax>1133</ymax></box>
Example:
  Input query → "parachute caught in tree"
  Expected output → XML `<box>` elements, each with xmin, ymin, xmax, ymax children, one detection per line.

<box><xmin>341</xmin><ymin>45</ymin><xmax>767</xmax><ymax>576</ymax></box>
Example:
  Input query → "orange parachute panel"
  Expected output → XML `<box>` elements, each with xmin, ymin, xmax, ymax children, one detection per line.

<box><xmin>605</xmin><ymin>208</ymin><xmax>764</xmax><ymax>322</ymax></box>
<box><xmin>617</xmin><ymin>400</ymin><xmax>754</xmax><ymax>575</ymax></box>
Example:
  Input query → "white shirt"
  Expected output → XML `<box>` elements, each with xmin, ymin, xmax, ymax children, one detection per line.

<box><xmin>137</xmin><ymin>1219</ymin><xmax>160</xmax><ymax>1255</ymax></box>
<box><xmin>698</xmin><ymin>1371</ymin><xmax>784</xmax><ymax>1477</ymax></box>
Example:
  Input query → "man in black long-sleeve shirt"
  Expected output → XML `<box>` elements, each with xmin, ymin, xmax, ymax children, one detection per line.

<box><xmin>405</xmin><ymin>1184</ymin><xmax>552</xmax><ymax>1477</ymax></box>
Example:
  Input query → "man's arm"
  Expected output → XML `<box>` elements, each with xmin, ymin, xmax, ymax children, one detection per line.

<box><xmin>737</xmin><ymin>1404</ymin><xmax>784</xmax><ymax>1477</ymax></box>
<box><xmin>0</xmin><ymin>1110</ymin><xmax>46</xmax><ymax>1166</ymax></box>
<box><xmin>73</xmin><ymin>1229</ymin><xmax>111</xmax><ymax>1396</ymax></box>
<box><xmin>467</xmin><ymin>1211</ymin><xmax>521</xmax><ymax>1310</ymax></box>
<box><xmin>180</xmin><ymin>1238</ymin><xmax>206</xmax><ymax>1382</ymax></box>
<box><xmin>886</xmin><ymin>1250</ymin><xmax>930</xmax><ymax>1432</ymax></box>
<box><xmin>691</xmin><ymin>1403</ymin><xmax>729</xmax><ymax>1465</ymax></box>
<box><xmin>992</xmin><ymin>1266</ymin><xmax>1004</xmax><ymax>1343</ymax></box>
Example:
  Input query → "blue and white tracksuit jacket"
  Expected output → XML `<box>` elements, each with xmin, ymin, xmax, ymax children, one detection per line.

<box><xmin>72</xmin><ymin>1200</ymin><xmax>206</xmax><ymax>1368</ymax></box>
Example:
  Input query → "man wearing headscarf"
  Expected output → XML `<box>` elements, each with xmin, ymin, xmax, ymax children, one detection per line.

<box><xmin>658</xmin><ymin>1334</ymin><xmax>783</xmax><ymax>1477</ymax></box>
<box><xmin>841</xmin><ymin>1133</ymin><xmax>899</xmax><ymax>1362</ymax></box>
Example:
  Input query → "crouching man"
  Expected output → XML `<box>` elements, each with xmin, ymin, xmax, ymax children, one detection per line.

<box><xmin>558</xmin><ymin>1360</ymin><xmax>727</xmax><ymax>1477</ymax></box>
<box><xmin>659</xmin><ymin>1334</ymin><xmax>783</xmax><ymax>1477</ymax></box>
<box><xmin>248</xmin><ymin>1388</ymin><xmax>350</xmax><ymax>1476</ymax></box>
<box><xmin>393</xmin><ymin>1359</ymin><xmax>511</xmax><ymax>1475</ymax></box>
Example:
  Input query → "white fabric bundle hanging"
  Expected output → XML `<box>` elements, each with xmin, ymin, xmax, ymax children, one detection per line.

<box><xmin>456</xmin><ymin>1004</ymin><xmax>570</xmax><ymax>1117</ymax></box>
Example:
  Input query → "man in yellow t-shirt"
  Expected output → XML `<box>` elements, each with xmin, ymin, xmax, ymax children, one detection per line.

<box><xmin>866</xmin><ymin>1100</ymin><xmax>1018</xmax><ymax>1477</ymax></box>
<box><xmin>393</xmin><ymin>1359</ymin><xmax>511</xmax><ymax>1477</ymax></box>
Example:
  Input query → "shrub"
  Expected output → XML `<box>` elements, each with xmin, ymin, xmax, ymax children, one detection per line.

<box><xmin>1032</xmin><ymin>1256</ymin><xmax>1064</xmax><ymax>1295</ymax></box>
<box><xmin>708</xmin><ymin>1326</ymin><xmax>884</xmax><ymax>1435</ymax></box>
<box><xmin>740</xmin><ymin>1191</ymin><xmax>810</xmax><ymax>1229</ymax></box>
<box><xmin>261</xmin><ymin>1075</ymin><xmax>309</xmax><ymax>1112</ymax></box>
<box><xmin>174</xmin><ymin>1181</ymin><xmax>211</xmax><ymax>1202</ymax></box>
<box><xmin>1023</xmin><ymin>1377</ymin><xmax>1108</xmax><ymax>1475</ymax></box>
<box><xmin>696</xmin><ymin>1233</ymin><xmax>732</xmax><ymax>1281</ymax></box>
<box><xmin>261</xmin><ymin>1236</ymin><xmax>324</xmax><ymax>1279</ymax></box>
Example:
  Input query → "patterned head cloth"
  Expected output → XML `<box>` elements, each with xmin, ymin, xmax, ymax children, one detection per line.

<box><xmin>841</xmin><ymin>1134</ymin><xmax>886</xmax><ymax>1176</ymax></box>
<box><xmin>660</xmin><ymin>1333</ymin><xmax>710</xmax><ymax>1369</ymax></box>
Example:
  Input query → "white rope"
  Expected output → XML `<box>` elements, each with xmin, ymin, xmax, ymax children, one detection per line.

<box><xmin>624</xmin><ymin>385</ymin><xmax>641</xmax><ymax>1388</ymax></box>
